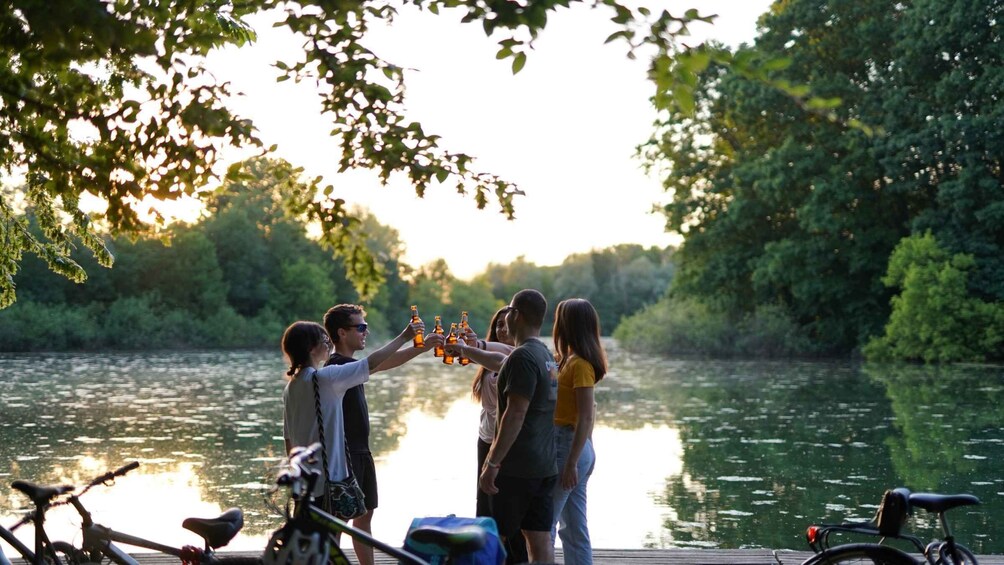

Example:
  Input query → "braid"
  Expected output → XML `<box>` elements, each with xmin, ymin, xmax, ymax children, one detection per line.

<box><xmin>311</xmin><ymin>370</ymin><xmax>330</xmax><ymax>480</ymax></box>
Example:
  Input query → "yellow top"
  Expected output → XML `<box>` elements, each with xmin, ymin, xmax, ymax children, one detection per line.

<box><xmin>553</xmin><ymin>356</ymin><xmax>596</xmax><ymax>427</ymax></box>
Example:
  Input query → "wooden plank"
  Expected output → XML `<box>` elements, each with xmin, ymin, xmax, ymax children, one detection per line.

<box><xmin>11</xmin><ymin>548</ymin><xmax>1004</xmax><ymax>564</ymax></box>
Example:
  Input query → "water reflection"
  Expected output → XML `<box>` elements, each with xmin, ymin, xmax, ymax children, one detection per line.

<box><xmin>2</xmin><ymin>346</ymin><xmax>1003</xmax><ymax>554</ymax></box>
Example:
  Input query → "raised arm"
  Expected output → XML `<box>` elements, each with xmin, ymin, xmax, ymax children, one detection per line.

<box><xmin>363</xmin><ymin>320</ymin><xmax>421</xmax><ymax>374</ymax></box>
<box><xmin>371</xmin><ymin>332</ymin><xmax>444</xmax><ymax>373</ymax></box>
<box><xmin>447</xmin><ymin>330</ymin><xmax>513</xmax><ymax>372</ymax></box>
<box><xmin>447</xmin><ymin>341</ymin><xmax>511</xmax><ymax>372</ymax></box>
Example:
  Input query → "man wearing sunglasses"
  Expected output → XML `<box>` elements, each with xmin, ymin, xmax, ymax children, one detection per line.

<box><xmin>323</xmin><ymin>304</ymin><xmax>445</xmax><ymax>565</ymax></box>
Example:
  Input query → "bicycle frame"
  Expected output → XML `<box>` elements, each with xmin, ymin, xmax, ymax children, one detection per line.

<box><xmin>65</xmin><ymin>481</ymin><xmax>242</xmax><ymax>565</ymax></box>
<box><xmin>273</xmin><ymin>444</ymin><xmax>429</xmax><ymax>565</ymax></box>
<box><xmin>0</xmin><ymin>521</ymin><xmax>38</xmax><ymax>565</ymax></box>
<box><xmin>1</xmin><ymin>496</ymin><xmax>70</xmax><ymax>565</ymax></box>
<box><xmin>290</xmin><ymin>483</ymin><xmax>428</xmax><ymax>564</ymax></box>
<box><xmin>72</xmin><ymin>497</ymin><xmax>183</xmax><ymax>565</ymax></box>
<box><xmin>806</xmin><ymin>490</ymin><xmax>981</xmax><ymax>565</ymax></box>
<box><xmin>808</xmin><ymin>522</ymin><xmax>928</xmax><ymax>555</ymax></box>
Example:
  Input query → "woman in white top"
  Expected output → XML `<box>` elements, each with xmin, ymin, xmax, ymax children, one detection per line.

<box><xmin>468</xmin><ymin>308</ymin><xmax>516</xmax><ymax>516</ymax></box>
<box><xmin>449</xmin><ymin>309</ymin><xmax>524</xmax><ymax>563</ymax></box>
<box><xmin>280</xmin><ymin>319</ymin><xmax>420</xmax><ymax>494</ymax></box>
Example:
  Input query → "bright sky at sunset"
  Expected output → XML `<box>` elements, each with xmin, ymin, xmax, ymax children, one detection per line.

<box><xmin>203</xmin><ymin>1</ymin><xmax>775</xmax><ymax>280</ymax></box>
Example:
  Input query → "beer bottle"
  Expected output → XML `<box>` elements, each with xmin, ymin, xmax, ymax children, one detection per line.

<box><xmin>443</xmin><ymin>323</ymin><xmax>458</xmax><ymax>365</ymax></box>
<box><xmin>433</xmin><ymin>316</ymin><xmax>445</xmax><ymax>358</ymax></box>
<box><xmin>411</xmin><ymin>305</ymin><xmax>424</xmax><ymax>348</ymax></box>
<box><xmin>457</xmin><ymin>312</ymin><xmax>470</xmax><ymax>366</ymax></box>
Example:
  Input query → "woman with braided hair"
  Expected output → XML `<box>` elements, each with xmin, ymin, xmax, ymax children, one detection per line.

<box><xmin>279</xmin><ymin>319</ymin><xmax>421</xmax><ymax>498</ymax></box>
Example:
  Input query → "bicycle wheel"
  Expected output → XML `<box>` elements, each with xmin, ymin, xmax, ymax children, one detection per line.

<box><xmin>802</xmin><ymin>543</ymin><xmax>917</xmax><ymax>565</ymax></box>
<box><xmin>936</xmin><ymin>543</ymin><xmax>978</xmax><ymax>565</ymax></box>
<box><xmin>48</xmin><ymin>541</ymin><xmax>98</xmax><ymax>565</ymax></box>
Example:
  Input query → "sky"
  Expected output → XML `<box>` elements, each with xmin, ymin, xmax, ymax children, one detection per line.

<box><xmin>202</xmin><ymin>1</ymin><xmax>775</xmax><ymax>280</ymax></box>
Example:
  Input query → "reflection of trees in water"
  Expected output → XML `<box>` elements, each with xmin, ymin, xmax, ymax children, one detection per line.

<box><xmin>862</xmin><ymin>363</ymin><xmax>1004</xmax><ymax>552</ymax></box>
<box><xmin>0</xmin><ymin>351</ymin><xmax>291</xmax><ymax>534</ymax></box>
<box><xmin>0</xmin><ymin>351</ymin><xmax>478</xmax><ymax>536</ymax></box>
<box><xmin>5</xmin><ymin>351</ymin><xmax>1002</xmax><ymax>550</ymax></box>
<box><xmin>656</xmin><ymin>361</ymin><xmax>902</xmax><ymax>549</ymax></box>
<box><xmin>863</xmin><ymin>363</ymin><xmax>1004</xmax><ymax>490</ymax></box>
<box><xmin>652</xmin><ymin>360</ymin><xmax>1004</xmax><ymax>553</ymax></box>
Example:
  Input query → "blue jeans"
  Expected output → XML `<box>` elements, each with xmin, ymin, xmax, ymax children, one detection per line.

<box><xmin>551</xmin><ymin>425</ymin><xmax>595</xmax><ymax>565</ymax></box>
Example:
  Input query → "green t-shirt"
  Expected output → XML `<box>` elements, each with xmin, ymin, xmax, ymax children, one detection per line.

<box><xmin>495</xmin><ymin>337</ymin><xmax>558</xmax><ymax>478</ymax></box>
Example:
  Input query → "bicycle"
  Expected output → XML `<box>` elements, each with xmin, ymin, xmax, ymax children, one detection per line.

<box><xmin>263</xmin><ymin>443</ymin><xmax>490</xmax><ymax>565</ymax></box>
<box><xmin>1</xmin><ymin>470</ymin><xmax>79</xmax><ymax>565</ymax></box>
<box><xmin>2</xmin><ymin>461</ymin><xmax>259</xmax><ymax>565</ymax></box>
<box><xmin>802</xmin><ymin>487</ymin><xmax>981</xmax><ymax>564</ymax></box>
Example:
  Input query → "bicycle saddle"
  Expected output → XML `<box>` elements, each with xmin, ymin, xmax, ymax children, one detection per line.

<box><xmin>182</xmin><ymin>507</ymin><xmax>244</xmax><ymax>548</ymax></box>
<box><xmin>407</xmin><ymin>524</ymin><xmax>488</xmax><ymax>555</ymax></box>
<box><xmin>10</xmin><ymin>480</ymin><xmax>74</xmax><ymax>506</ymax></box>
<box><xmin>909</xmin><ymin>493</ymin><xmax>981</xmax><ymax>514</ymax></box>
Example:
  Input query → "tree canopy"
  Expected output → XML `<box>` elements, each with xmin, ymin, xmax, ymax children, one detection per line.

<box><xmin>2</xmin><ymin>0</ymin><xmax>799</xmax><ymax>309</ymax></box>
<box><xmin>626</xmin><ymin>0</ymin><xmax>1003</xmax><ymax>359</ymax></box>
<box><xmin>0</xmin><ymin>157</ymin><xmax>674</xmax><ymax>351</ymax></box>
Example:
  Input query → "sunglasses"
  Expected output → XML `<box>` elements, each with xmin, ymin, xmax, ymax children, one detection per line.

<box><xmin>344</xmin><ymin>323</ymin><xmax>368</xmax><ymax>333</ymax></box>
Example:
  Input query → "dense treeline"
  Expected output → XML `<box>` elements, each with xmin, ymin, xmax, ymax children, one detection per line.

<box><xmin>0</xmin><ymin>158</ymin><xmax>673</xmax><ymax>352</ymax></box>
<box><xmin>617</xmin><ymin>0</ymin><xmax>1004</xmax><ymax>361</ymax></box>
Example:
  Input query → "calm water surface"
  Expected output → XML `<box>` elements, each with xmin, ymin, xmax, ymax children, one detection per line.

<box><xmin>1</xmin><ymin>342</ymin><xmax>1002</xmax><ymax>554</ymax></box>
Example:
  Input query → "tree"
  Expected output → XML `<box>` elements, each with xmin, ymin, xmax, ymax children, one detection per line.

<box><xmin>643</xmin><ymin>0</ymin><xmax>1002</xmax><ymax>355</ymax></box>
<box><xmin>2</xmin><ymin>0</ymin><xmax>819</xmax><ymax>309</ymax></box>
<box><xmin>864</xmin><ymin>233</ymin><xmax>1004</xmax><ymax>362</ymax></box>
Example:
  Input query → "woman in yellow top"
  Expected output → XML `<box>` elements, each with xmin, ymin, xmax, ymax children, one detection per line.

<box><xmin>550</xmin><ymin>298</ymin><xmax>607</xmax><ymax>565</ymax></box>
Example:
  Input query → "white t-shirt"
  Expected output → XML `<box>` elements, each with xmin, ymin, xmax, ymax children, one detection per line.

<box><xmin>283</xmin><ymin>360</ymin><xmax>369</xmax><ymax>494</ymax></box>
<box><xmin>478</xmin><ymin>371</ymin><xmax>499</xmax><ymax>443</ymax></box>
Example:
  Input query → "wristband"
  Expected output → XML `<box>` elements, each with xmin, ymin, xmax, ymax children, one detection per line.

<box><xmin>486</xmin><ymin>459</ymin><xmax>500</xmax><ymax>469</ymax></box>
<box><xmin>479</xmin><ymin>339</ymin><xmax>487</xmax><ymax>350</ymax></box>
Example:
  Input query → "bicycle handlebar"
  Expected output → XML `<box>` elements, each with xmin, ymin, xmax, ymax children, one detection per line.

<box><xmin>276</xmin><ymin>443</ymin><xmax>322</xmax><ymax>487</ymax></box>
<box><xmin>87</xmin><ymin>461</ymin><xmax>140</xmax><ymax>488</ymax></box>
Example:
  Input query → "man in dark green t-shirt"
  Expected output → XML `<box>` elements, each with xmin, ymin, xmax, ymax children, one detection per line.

<box><xmin>479</xmin><ymin>289</ymin><xmax>558</xmax><ymax>564</ymax></box>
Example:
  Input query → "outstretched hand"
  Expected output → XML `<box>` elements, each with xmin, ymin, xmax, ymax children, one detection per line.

<box><xmin>404</xmin><ymin>320</ymin><xmax>425</xmax><ymax>340</ymax></box>
<box><xmin>423</xmin><ymin>331</ymin><xmax>445</xmax><ymax>348</ymax></box>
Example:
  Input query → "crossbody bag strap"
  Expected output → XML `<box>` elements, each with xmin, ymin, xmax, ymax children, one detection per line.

<box><xmin>310</xmin><ymin>369</ymin><xmax>356</xmax><ymax>486</ymax></box>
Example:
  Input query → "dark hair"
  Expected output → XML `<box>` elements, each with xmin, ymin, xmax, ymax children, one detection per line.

<box><xmin>281</xmin><ymin>321</ymin><xmax>328</xmax><ymax>378</ymax></box>
<box><xmin>323</xmin><ymin>304</ymin><xmax>366</xmax><ymax>343</ymax></box>
<box><xmin>511</xmin><ymin>289</ymin><xmax>546</xmax><ymax>329</ymax></box>
<box><xmin>552</xmin><ymin>298</ymin><xmax>607</xmax><ymax>382</ymax></box>
<box><xmin>472</xmin><ymin>307</ymin><xmax>506</xmax><ymax>401</ymax></box>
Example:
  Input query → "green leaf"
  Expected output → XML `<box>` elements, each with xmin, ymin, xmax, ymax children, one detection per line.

<box><xmin>512</xmin><ymin>52</ymin><xmax>527</xmax><ymax>74</ymax></box>
<box><xmin>674</xmin><ymin>88</ymin><xmax>696</xmax><ymax>116</ymax></box>
<box><xmin>679</xmin><ymin>50</ymin><xmax>711</xmax><ymax>74</ymax></box>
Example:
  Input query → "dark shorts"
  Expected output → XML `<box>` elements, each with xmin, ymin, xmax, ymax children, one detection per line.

<box><xmin>491</xmin><ymin>473</ymin><xmax>557</xmax><ymax>537</ymax></box>
<box><xmin>349</xmin><ymin>451</ymin><xmax>378</xmax><ymax>510</ymax></box>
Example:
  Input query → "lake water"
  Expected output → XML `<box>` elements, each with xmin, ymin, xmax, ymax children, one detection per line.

<box><xmin>1</xmin><ymin>342</ymin><xmax>1002</xmax><ymax>555</ymax></box>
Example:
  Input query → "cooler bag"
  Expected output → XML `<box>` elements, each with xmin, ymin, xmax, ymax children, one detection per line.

<box><xmin>402</xmin><ymin>515</ymin><xmax>506</xmax><ymax>565</ymax></box>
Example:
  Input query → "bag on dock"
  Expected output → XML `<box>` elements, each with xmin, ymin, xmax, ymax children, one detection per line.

<box><xmin>875</xmin><ymin>487</ymin><xmax>911</xmax><ymax>536</ymax></box>
<box><xmin>402</xmin><ymin>515</ymin><xmax>505</xmax><ymax>565</ymax></box>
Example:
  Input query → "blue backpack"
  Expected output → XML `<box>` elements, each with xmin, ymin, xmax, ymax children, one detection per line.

<box><xmin>402</xmin><ymin>515</ymin><xmax>506</xmax><ymax>565</ymax></box>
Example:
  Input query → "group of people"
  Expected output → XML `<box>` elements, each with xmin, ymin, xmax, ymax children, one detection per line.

<box><xmin>279</xmin><ymin>289</ymin><xmax>607</xmax><ymax>565</ymax></box>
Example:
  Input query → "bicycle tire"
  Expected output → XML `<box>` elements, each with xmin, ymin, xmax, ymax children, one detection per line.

<box><xmin>49</xmin><ymin>541</ymin><xmax>99</xmax><ymax>565</ymax></box>
<box><xmin>802</xmin><ymin>543</ymin><xmax>917</xmax><ymax>565</ymax></box>
<box><xmin>936</xmin><ymin>543</ymin><xmax>978</xmax><ymax>565</ymax></box>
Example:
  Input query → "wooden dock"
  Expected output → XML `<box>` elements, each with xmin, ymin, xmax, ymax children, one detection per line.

<box><xmin>21</xmin><ymin>548</ymin><xmax>999</xmax><ymax>564</ymax></box>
